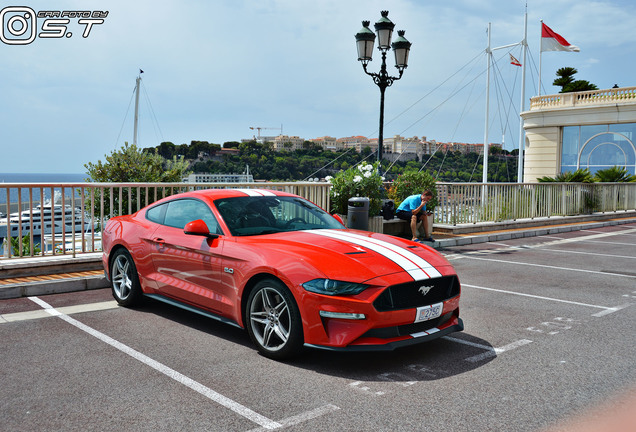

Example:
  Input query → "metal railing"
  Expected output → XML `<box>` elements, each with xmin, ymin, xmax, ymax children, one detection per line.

<box><xmin>1</xmin><ymin>182</ymin><xmax>330</xmax><ymax>259</ymax></box>
<box><xmin>435</xmin><ymin>182</ymin><xmax>636</xmax><ymax>225</ymax></box>
<box><xmin>1</xmin><ymin>181</ymin><xmax>635</xmax><ymax>259</ymax></box>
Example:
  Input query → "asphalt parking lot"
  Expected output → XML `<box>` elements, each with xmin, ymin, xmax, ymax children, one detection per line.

<box><xmin>1</xmin><ymin>223</ymin><xmax>635</xmax><ymax>431</ymax></box>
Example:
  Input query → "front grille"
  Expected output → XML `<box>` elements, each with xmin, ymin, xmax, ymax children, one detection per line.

<box><xmin>373</xmin><ymin>275</ymin><xmax>460</xmax><ymax>312</ymax></box>
<box><xmin>361</xmin><ymin>312</ymin><xmax>452</xmax><ymax>339</ymax></box>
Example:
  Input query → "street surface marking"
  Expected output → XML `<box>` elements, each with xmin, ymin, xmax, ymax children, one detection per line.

<box><xmin>445</xmin><ymin>228</ymin><xmax>636</xmax><ymax>261</ymax></box>
<box><xmin>459</xmin><ymin>255</ymin><xmax>636</xmax><ymax>279</ymax></box>
<box><xmin>538</xmin><ymin>227</ymin><xmax>636</xmax><ymax>247</ymax></box>
<box><xmin>0</xmin><ymin>300</ymin><xmax>118</xmax><ymax>323</ymax></box>
<box><xmin>27</xmin><ymin>296</ymin><xmax>282</xmax><ymax>430</ymax></box>
<box><xmin>538</xmin><ymin>248</ymin><xmax>636</xmax><ymax>260</ymax></box>
<box><xmin>247</xmin><ymin>404</ymin><xmax>341</xmax><ymax>432</ymax></box>
<box><xmin>463</xmin><ymin>284</ymin><xmax>630</xmax><ymax>316</ymax></box>
<box><xmin>443</xmin><ymin>336</ymin><xmax>532</xmax><ymax>362</ymax></box>
<box><xmin>349</xmin><ymin>381</ymin><xmax>386</xmax><ymax>396</ymax></box>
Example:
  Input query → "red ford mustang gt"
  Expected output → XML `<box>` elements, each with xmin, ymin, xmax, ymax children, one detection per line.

<box><xmin>102</xmin><ymin>188</ymin><xmax>463</xmax><ymax>359</ymax></box>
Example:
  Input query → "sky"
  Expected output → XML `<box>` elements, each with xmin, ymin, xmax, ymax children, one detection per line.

<box><xmin>2</xmin><ymin>0</ymin><xmax>636</xmax><ymax>174</ymax></box>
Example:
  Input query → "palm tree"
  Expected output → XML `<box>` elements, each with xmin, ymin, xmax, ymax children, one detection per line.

<box><xmin>553</xmin><ymin>67</ymin><xmax>598</xmax><ymax>93</ymax></box>
<box><xmin>538</xmin><ymin>168</ymin><xmax>594</xmax><ymax>183</ymax></box>
<box><xmin>594</xmin><ymin>166</ymin><xmax>636</xmax><ymax>182</ymax></box>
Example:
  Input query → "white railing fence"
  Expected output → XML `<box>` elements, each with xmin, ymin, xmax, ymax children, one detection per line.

<box><xmin>1</xmin><ymin>181</ymin><xmax>635</xmax><ymax>259</ymax></box>
<box><xmin>434</xmin><ymin>182</ymin><xmax>636</xmax><ymax>225</ymax></box>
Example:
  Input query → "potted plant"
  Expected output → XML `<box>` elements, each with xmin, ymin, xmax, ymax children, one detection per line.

<box><xmin>326</xmin><ymin>161</ymin><xmax>385</xmax><ymax>231</ymax></box>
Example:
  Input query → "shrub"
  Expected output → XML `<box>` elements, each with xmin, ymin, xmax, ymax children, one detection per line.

<box><xmin>387</xmin><ymin>170</ymin><xmax>438</xmax><ymax>211</ymax></box>
<box><xmin>594</xmin><ymin>166</ymin><xmax>636</xmax><ymax>182</ymax></box>
<box><xmin>537</xmin><ymin>169</ymin><xmax>594</xmax><ymax>183</ymax></box>
<box><xmin>326</xmin><ymin>161</ymin><xmax>384</xmax><ymax>216</ymax></box>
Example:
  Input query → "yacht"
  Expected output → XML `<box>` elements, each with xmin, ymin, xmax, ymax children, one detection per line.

<box><xmin>0</xmin><ymin>203</ymin><xmax>93</xmax><ymax>239</ymax></box>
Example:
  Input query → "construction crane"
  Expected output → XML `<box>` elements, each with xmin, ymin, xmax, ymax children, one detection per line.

<box><xmin>249</xmin><ymin>125</ymin><xmax>283</xmax><ymax>138</ymax></box>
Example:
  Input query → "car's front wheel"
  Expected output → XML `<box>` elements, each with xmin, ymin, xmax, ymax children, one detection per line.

<box><xmin>110</xmin><ymin>249</ymin><xmax>143</xmax><ymax>307</ymax></box>
<box><xmin>246</xmin><ymin>279</ymin><xmax>303</xmax><ymax>359</ymax></box>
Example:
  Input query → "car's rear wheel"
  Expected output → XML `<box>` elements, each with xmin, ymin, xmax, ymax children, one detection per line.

<box><xmin>110</xmin><ymin>249</ymin><xmax>143</xmax><ymax>307</ymax></box>
<box><xmin>246</xmin><ymin>279</ymin><xmax>303</xmax><ymax>359</ymax></box>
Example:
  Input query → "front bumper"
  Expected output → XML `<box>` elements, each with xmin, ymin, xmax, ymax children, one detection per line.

<box><xmin>305</xmin><ymin>317</ymin><xmax>464</xmax><ymax>352</ymax></box>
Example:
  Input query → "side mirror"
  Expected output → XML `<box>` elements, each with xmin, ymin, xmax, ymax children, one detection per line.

<box><xmin>184</xmin><ymin>219</ymin><xmax>219</xmax><ymax>239</ymax></box>
<box><xmin>332</xmin><ymin>214</ymin><xmax>344</xmax><ymax>225</ymax></box>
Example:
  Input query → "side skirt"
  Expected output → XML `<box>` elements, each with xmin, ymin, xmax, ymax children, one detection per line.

<box><xmin>144</xmin><ymin>294</ymin><xmax>243</xmax><ymax>329</ymax></box>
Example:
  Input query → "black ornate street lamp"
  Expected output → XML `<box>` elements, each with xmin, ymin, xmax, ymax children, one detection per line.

<box><xmin>355</xmin><ymin>11</ymin><xmax>411</xmax><ymax>163</ymax></box>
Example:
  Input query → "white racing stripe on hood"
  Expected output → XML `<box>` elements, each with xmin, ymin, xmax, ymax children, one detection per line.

<box><xmin>236</xmin><ymin>189</ymin><xmax>276</xmax><ymax>197</ymax></box>
<box><xmin>310</xmin><ymin>230</ymin><xmax>441</xmax><ymax>281</ymax></box>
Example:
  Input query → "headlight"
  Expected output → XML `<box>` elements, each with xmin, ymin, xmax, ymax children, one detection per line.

<box><xmin>302</xmin><ymin>279</ymin><xmax>369</xmax><ymax>296</ymax></box>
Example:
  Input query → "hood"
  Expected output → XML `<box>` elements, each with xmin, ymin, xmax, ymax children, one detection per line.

<box><xmin>251</xmin><ymin>228</ymin><xmax>452</xmax><ymax>283</ymax></box>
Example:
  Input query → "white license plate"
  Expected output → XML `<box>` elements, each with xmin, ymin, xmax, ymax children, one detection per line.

<box><xmin>414</xmin><ymin>302</ymin><xmax>443</xmax><ymax>323</ymax></box>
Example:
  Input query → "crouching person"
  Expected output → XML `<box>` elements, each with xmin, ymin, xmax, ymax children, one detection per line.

<box><xmin>396</xmin><ymin>190</ymin><xmax>434</xmax><ymax>242</ymax></box>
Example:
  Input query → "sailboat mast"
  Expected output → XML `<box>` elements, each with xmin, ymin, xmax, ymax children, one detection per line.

<box><xmin>482</xmin><ymin>23</ymin><xmax>492</xmax><ymax>184</ymax></box>
<box><xmin>517</xmin><ymin>9</ymin><xmax>528</xmax><ymax>183</ymax></box>
<box><xmin>133</xmin><ymin>75</ymin><xmax>141</xmax><ymax>146</ymax></box>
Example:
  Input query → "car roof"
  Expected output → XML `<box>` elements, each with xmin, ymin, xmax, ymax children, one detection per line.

<box><xmin>151</xmin><ymin>188</ymin><xmax>298</xmax><ymax>207</ymax></box>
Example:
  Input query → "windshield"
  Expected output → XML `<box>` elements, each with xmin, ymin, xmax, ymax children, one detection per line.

<box><xmin>215</xmin><ymin>196</ymin><xmax>344</xmax><ymax>236</ymax></box>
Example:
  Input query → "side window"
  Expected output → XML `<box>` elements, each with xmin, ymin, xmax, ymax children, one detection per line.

<box><xmin>146</xmin><ymin>203</ymin><xmax>166</xmax><ymax>224</ymax></box>
<box><xmin>164</xmin><ymin>199</ymin><xmax>222</xmax><ymax>234</ymax></box>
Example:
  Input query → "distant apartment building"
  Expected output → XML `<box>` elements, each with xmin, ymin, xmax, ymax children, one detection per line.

<box><xmin>273</xmin><ymin>135</ymin><xmax>305</xmax><ymax>151</ymax></box>
<box><xmin>382</xmin><ymin>135</ymin><xmax>422</xmax><ymax>154</ymax></box>
<box><xmin>337</xmin><ymin>136</ymin><xmax>371</xmax><ymax>152</ymax></box>
<box><xmin>311</xmin><ymin>136</ymin><xmax>342</xmax><ymax>151</ymax></box>
<box><xmin>521</xmin><ymin>86</ymin><xmax>636</xmax><ymax>182</ymax></box>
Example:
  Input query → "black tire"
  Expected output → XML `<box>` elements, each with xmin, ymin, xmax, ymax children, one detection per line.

<box><xmin>246</xmin><ymin>279</ymin><xmax>303</xmax><ymax>360</ymax></box>
<box><xmin>110</xmin><ymin>249</ymin><xmax>144</xmax><ymax>307</ymax></box>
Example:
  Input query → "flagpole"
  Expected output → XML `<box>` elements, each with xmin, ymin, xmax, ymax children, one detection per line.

<box><xmin>538</xmin><ymin>20</ymin><xmax>543</xmax><ymax>96</ymax></box>
<box><xmin>517</xmin><ymin>8</ymin><xmax>528</xmax><ymax>182</ymax></box>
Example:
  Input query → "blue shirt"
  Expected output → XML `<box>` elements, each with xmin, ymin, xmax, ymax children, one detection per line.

<box><xmin>397</xmin><ymin>194</ymin><xmax>426</xmax><ymax>212</ymax></box>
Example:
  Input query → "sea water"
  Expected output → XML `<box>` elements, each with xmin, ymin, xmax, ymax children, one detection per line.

<box><xmin>0</xmin><ymin>173</ymin><xmax>88</xmax><ymax>205</ymax></box>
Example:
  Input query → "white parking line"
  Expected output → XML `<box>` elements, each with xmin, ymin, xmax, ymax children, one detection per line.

<box><xmin>539</xmin><ymin>227</ymin><xmax>636</xmax><ymax>247</ymax></box>
<box><xmin>460</xmin><ymin>255</ymin><xmax>636</xmax><ymax>279</ymax></box>
<box><xmin>0</xmin><ymin>300</ymin><xmax>118</xmax><ymax>323</ymax></box>
<box><xmin>443</xmin><ymin>336</ymin><xmax>533</xmax><ymax>362</ymax></box>
<box><xmin>463</xmin><ymin>284</ymin><xmax>631</xmax><ymax>316</ymax></box>
<box><xmin>27</xmin><ymin>296</ymin><xmax>282</xmax><ymax>430</ymax></box>
<box><xmin>247</xmin><ymin>404</ymin><xmax>341</xmax><ymax>432</ymax></box>
<box><xmin>539</xmin><ymin>249</ymin><xmax>636</xmax><ymax>260</ymax></box>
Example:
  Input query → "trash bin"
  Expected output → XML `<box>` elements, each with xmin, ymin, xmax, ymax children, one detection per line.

<box><xmin>347</xmin><ymin>197</ymin><xmax>369</xmax><ymax>230</ymax></box>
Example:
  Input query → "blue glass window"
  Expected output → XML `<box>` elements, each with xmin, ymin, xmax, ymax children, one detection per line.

<box><xmin>561</xmin><ymin>124</ymin><xmax>636</xmax><ymax>175</ymax></box>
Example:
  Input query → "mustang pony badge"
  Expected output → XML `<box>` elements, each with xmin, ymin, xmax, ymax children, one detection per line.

<box><xmin>418</xmin><ymin>285</ymin><xmax>434</xmax><ymax>296</ymax></box>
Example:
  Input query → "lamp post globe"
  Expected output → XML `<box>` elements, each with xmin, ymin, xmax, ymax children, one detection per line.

<box><xmin>355</xmin><ymin>11</ymin><xmax>411</xmax><ymax>165</ymax></box>
<box><xmin>374</xmin><ymin>10</ymin><xmax>395</xmax><ymax>51</ymax></box>
<box><xmin>355</xmin><ymin>21</ymin><xmax>376</xmax><ymax>64</ymax></box>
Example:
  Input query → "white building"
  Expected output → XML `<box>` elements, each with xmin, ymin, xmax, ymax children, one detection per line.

<box><xmin>521</xmin><ymin>86</ymin><xmax>636</xmax><ymax>182</ymax></box>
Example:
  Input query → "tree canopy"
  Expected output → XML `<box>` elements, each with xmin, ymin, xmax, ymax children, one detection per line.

<box><xmin>85</xmin><ymin>142</ymin><xmax>190</xmax><ymax>183</ymax></box>
<box><xmin>553</xmin><ymin>67</ymin><xmax>598</xmax><ymax>93</ymax></box>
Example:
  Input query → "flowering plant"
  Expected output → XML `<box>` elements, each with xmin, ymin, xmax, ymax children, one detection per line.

<box><xmin>326</xmin><ymin>161</ymin><xmax>385</xmax><ymax>216</ymax></box>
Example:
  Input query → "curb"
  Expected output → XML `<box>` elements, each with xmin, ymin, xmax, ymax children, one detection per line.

<box><xmin>0</xmin><ymin>275</ymin><xmax>109</xmax><ymax>300</ymax></box>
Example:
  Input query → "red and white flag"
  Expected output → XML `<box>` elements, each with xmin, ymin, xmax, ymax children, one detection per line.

<box><xmin>509</xmin><ymin>54</ymin><xmax>522</xmax><ymax>66</ymax></box>
<box><xmin>541</xmin><ymin>23</ymin><xmax>580</xmax><ymax>52</ymax></box>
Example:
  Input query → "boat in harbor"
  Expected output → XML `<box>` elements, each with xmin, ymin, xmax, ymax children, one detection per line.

<box><xmin>0</xmin><ymin>202</ymin><xmax>93</xmax><ymax>240</ymax></box>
